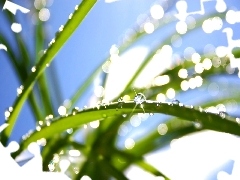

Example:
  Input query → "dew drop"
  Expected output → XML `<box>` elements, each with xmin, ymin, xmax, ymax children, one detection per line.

<box><xmin>8</xmin><ymin>107</ymin><xmax>13</xmax><ymax>112</ymax></box>
<box><xmin>171</xmin><ymin>99</ymin><xmax>180</xmax><ymax>105</ymax></box>
<box><xmin>48</xmin><ymin>160</ymin><xmax>55</xmax><ymax>172</ymax></box>
<box><xmin>31</xmin><ymin>66</ymin><xmax>36</xmax><ymax>72</ymax></box>
<box><xmin>199</xmin><ymin>106</ymin><xmax>203</xmax><ymax>112</ymax></box>
<box><xmin>118</xmin><ymin>97</ymin><xmax>124</xmax><ymax>108</ymax></box>
<box><xmin>17</xmin><ymin>85</ymin><xmax>24</xmax><ymax>96</ymax></box>
<box><xmin>194</xmin><ymin>121</ymin><xmax>202</xmax><ymax>129</ymax></box>
<box><xmin>118</xmin><ymin>97</ymin><xmax>123</xmax><ymax>102</ymax></box>
<box><xmin>36</xmin><ymin>126</ymin><xmax>41</xmax><ymax>131</ymax></box>
<box><xmin>156</xmin><ymin>102</ymin><xmax>161</xmax><ymax>107</ymax></box>
<box><xmin>179</xmin><ymin>103</ymin><xmax>184</xmax><ymax>107</ymax></box>
<box><xmin>157</xmin><ymin>124</ymin><xmax>168</xmax><ymax>135</ymax></box>
<box><xmin>219</xmin><ymin>111</ymin><xmax>227</xmax><ymax>119</ymax></box>
<box><xmin>67</xmin><ymin>128</ymin><xmax>73</xmax><ymax>134</ymax></box>
<box><xmin>134</xmin><ymin>93</ymin><xmax>146</xmax><ymax>105</ymax></box>
<box><xmin>72</xmin><ymin>107</ymin><xmax>79</xmax><ymax>115</ymax></box>
<box><xmin>149</xmin><ymin>113</ymin><xmax>154</xmax><ymax>116</ymax></box>
<box><xmin>69</xmin><ymin>13</ymin><xmax>73</xmax><ymax>19</ymax></box>
<box><xmin>102</xmin><ymin>114</ymin><xmax>107</xmax><ymax>118</ymax></box>
<box><xmin>58</xmin><ymin>106</ymin><xmax>67</xmax><ymax>116</ymax></box>
<box><xmin>4</xmin><ymin>110</ymin><xmax>11</xmax><ymax>120</ymax></box>
<box><xmin>48</xmin><ymin>39</ymin><xmax>55</xmax><ymax>47</ymax></box>
<box><xmin>59</xmin><ymin>25</ymin><xmax>64</xmax><ymax>32</ymax></box>
<box><xmin>75</xmin><ymin>5</ymin><xmax>79</xmax><ymax>10</ymax></box>
<box><xmin>122</xmin><ymin>114</ymin><xmax>127</xmax><ymax>118</ymax></box>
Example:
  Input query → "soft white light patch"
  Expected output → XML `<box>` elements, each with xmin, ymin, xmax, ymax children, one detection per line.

<box><xmin>104</xmin><ymin>46</ymin><xmax>149</xmax><ymax>101</ymax></box>
<box><xmin>143</xmin><ymin>130</ymin><xmax>240</xmax><ymax>180</ymax></box>
<box><xmin>11</xmin><ymin>23</ymin><xmax>22</xmax><ymax>33</ymax></box>
<box><xmin>134</xmin><ymin>45</ymin><xmax>173</xmax><ymax>88</ymax></box>
<box><xmin>105</xmin><ymin>0</ymin><xmax>119</xmax><ymax>3</ymax></box>
<box><xmin>0</xmin><ymin>44</ymin><xmax>7</xmax><ymax>51</ymax></box>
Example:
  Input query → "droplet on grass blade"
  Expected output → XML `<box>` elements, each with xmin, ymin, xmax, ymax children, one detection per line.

<box><xmin>134</xmin><ymin>93</ymin><xmax>146</xmax><ymax>105</ymax></box>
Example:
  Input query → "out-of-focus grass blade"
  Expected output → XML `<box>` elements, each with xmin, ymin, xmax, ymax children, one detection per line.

<box><xmin>1</xmin><ymin>0</ymin><xmax>97</xmax><ymax>144</ymax></box>
<box><xmin>0</xmin><ymin>33</ymin><xmax>43</xmax><ymax>120</ymax></box>
<box><xmin>119</xmin><ymin>13</ymin><xmax>226</xmax><ymax>98</ymax></box>
<box><xmin>114</xmin><ymin>149</ymin><xmax>170</xmax><ymax>179</ymax></box>
<box><xmin>100</xmin><ymin>159</ymin><xmax>128</xmax><ymax>180</ymax></box>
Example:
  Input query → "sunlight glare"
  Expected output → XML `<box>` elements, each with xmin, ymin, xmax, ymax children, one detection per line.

<box><xmin>176</xmin><ymin>21</ymin><xmax>187</xmax><ymax>34</ymax></box>
<box><xmin>125</xmin><ymin>138</ymin><xmax>135</xmax><ymax>149</ymax></box>
<box><xmin>39</xmin><ymin>8</ymin><xmax>50</xmax><ymax>21</ymax></box>
<box><xmin>178</xmin><ymin>68</ymin><xmax>188</xmax><ymax>79</ymax></box>
<box><xmin>144</xmin><ymin>22</ymin><xmax>154</xmax><ymax>34</ymax></box>
<box><xmin>150</xmin><ymin>4</ymin><xmax>164</xmax><ymax>20</ymax></box>
<box><xmin>181</xmin><ymin>80</ymin><xmax>189</xmax><ymax>91</ymax></box>
<box><xmin>166</xmin><ymin>88</ymin><xmax>175</xmax><ymax>99</ymax></box>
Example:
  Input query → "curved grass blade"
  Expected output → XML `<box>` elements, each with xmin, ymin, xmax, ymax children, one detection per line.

<box><xmin>19</xmin><ymin>101</ymin><xmax>240</xmax><ymax>150</ymax></box>
<box><xmin>1</xmin><ymin>0</ymin><xmax>97</xmax><ymax>144</ymax></box>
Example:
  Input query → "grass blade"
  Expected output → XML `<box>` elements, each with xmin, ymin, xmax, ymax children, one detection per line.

<box><xmin>19</xmin><ymin>101</ymin><xmax>240</xmax><ymax>150</ymax></box>
<box><xmin>1</xmin><ymin>0</ymin><xmax>97</xmax><ymax>144</ymax></box>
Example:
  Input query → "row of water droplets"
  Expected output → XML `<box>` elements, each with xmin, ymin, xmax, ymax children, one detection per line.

<box><xmin>13</xmin><ymin>92</ymin><xmax>240</xmax><ymax>149</ymax></box>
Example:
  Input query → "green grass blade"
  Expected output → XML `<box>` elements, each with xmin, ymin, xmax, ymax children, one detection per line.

<box><xmin>113</xmin><ymin>149</ymin><xmax>170</xmax><ymax>179</ymax></box>
<box><xmin>19</xmin><ymin>101</ymin><xmax>240</xmax><ymax>150</ymax></box>
<box><xmin>100</xmin><ymin>159</ymin><xmax>129</xmax><ymax>180</ymax></box>
<box><xmin>1</xmin><ymin>0</ymin><xmax>97</xmax><ymax>144</ymax></box>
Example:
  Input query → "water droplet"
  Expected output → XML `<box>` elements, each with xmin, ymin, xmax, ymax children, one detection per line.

<box><xmin>149</xmin><ymin>113</ymin><xmax>154</xmax><ymax>116</ymax></box>
<box><xmin>125</xmin><ymin>138</ymin><xmax>135</xmax><ymax>149</ymax></box>
<box><xmin>157</xmin><ymin>124</ymin><xmax>168</xmax><ymax>135</ymax></box>
<box><xmin>118</xmin><ymin>97</ymin><xmax>123</xmax><ymax>102</ymax></box>
<box><xmin>46</xmin><ymin>63</ymin><xmax>50</xmax><ymax>67</ymax></box>
<box><xmin>90</xmin><ymin>120</ymin><xmax>100</xmax><ymax>128</ymax></box>
<box><xmin>59</xmin><ymin>25</ymin><xmax>64</xmax><ymax>32</ymax></box>
<box><xmin>118</xmin><ymin>97</ymin><xmax>124</xmax><ymax>108</ymax></box>
<box><xmin>48</xmin><ymin>39</ymin><xmax>55</xmax><ymax>47</ymax></box>
<box><xmin>58</xmin><ymin>106</ymin><xmax>67</xmax><ymax>116</ymax></box>
<box><xmin>72</xmin><ymin>107</ymin><xmax>79</xmax><ymax>115</ymax></box>
<box><xmin>31</xmin><ymin>66</ymin><xmax>36</xmax><ymax>72</ymax></box>
<box><xmin>134</xmin><ymin>93</ymin><xmax>146</xmax><ymax>105</ymax></box>
<box><xmin>199</xmin><ymin>106</ymin><xmax>203</xmax><ymax>112</ymax></box>
<box><xmin>67</xmin><ymin>128</ymin><xmax>73</xmax><ymax>134</ymax></box>
<box><xmin>4</xmin><ymin>110</ymin><xmax>11</xmax><ymax>120</ymax></box>
<box><xmin>171</xmin><ymin>99</ymin><xmax>180</xmax><ymax>105</ymax></box>
<box><xmin>8</xmin><ymin>107</ymin><xmax>13</xmax><ymax>112</ymax></box>
<box><xmin>69</xmin><ymin>13</ymin><xmax>73</xmax><ymax>19</ymax></box>
<box><xmin>48</xmin><ymin>160</ymin><xmax>55</xmax><ymax>171</ymax></box>
<box><xmin>17</xmin><ymin>85</ymin><xmax>24</xmax><ymax>96</ymax></box>
<box><xmin>122</xmin><ymin>114</ymin><xmax>127</xmax><ymax>118</ymax></box>
<box><xmin>75</xmin><ymin>5</ymin><xmax>79</xmax><ymax>10</ymax></box>
<box><xmin>36</xmin><ymin>126</ymin><xmax>41</xmax><ymax>131</ymax></box>
<box><xmin>179</xmin><ymin>103</ymin><xmax>184</xmax><ymax>107</ymax></box>
<box><xmin>219</xmin><ymin>111</ymin><xmax>227</xmax><ymax>118</ymax></box>
<box><xmin>194</xmin><ymin>121</ymin><xmax>202</xmax><ymax>129</ymax></box>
